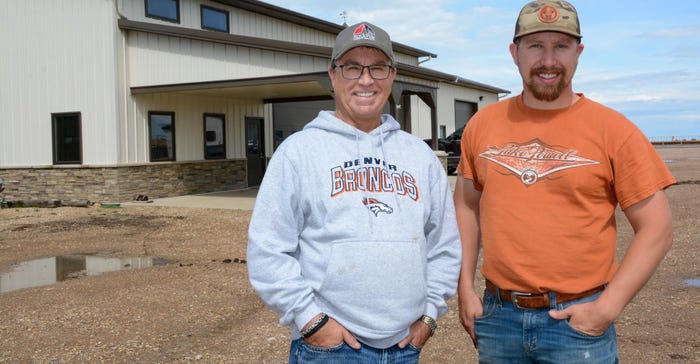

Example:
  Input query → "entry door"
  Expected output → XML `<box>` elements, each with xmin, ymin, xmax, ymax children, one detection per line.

<box><xmin>245</xmin><ymin>117</ymin><xmax>266</xmax><ymax>187</ymax></box>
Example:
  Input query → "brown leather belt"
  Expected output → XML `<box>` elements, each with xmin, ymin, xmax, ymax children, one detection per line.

<box><xmin>485</xmin><ymin>280</ymin><xmax>604</xmax><ymax>309</ymax></box>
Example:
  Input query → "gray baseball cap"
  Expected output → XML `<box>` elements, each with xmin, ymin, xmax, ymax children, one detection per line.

<box><xmin>331</xmin><ymin>22</ymin><xmax>395</xmax><ymax>63</ymax></box>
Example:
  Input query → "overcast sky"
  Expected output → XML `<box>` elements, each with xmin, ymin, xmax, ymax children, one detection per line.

<box><xmin>263</xmin><ymin>0</ymin><xmax>700</xmax><ymax>140</ymax></box>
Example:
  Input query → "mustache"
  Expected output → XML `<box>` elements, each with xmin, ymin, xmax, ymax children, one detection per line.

<box><xmin>530</xmin><ymin>66</ymin><xmax>564</xmax><ymax>75</ymax></box>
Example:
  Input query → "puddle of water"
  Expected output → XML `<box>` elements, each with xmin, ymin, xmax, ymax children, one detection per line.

<box><xmin>0</xmin><ymin>255</ymin><xmax>168</xmax><ymax>294</ymax></box>
<box><xmin>683</xmin><ymin>278</ymin><xmax>700</xmax><ymax>288</ymax></box>
<box><xmin>664</xmin><ymin>159</ymin><xmax>675</xmax><ymax>163</ymax></box>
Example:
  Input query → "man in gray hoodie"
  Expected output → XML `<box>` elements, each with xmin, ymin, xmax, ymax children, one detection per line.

<box><xmin>247</xmin><ymin>22</ymin><xmax>462</xmax><ymax>363</ymax></box>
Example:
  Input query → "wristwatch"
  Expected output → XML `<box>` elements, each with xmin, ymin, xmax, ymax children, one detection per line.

<box><xmin>420</xmin><ymin>315</ymin><xmax>437</xmax><ymax>336</ymax></box>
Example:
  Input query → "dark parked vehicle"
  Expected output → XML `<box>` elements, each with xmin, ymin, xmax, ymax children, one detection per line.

<box><xmin>424</xmin><ymin>126</ymin><xmax>464</xmax><ymax>175</ymax></box>
<box><xmin>443</xmin><ymin>126</ymin><xmax>464</xmax><ymax>175</ymax></box>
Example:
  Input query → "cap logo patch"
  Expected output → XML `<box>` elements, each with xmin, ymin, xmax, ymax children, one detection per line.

<box><xmin>353</xmin><ymin>24</ymin><xmax>376</xmax><ymax>41</ymax></box>
<box><xmin>538</xmin><ymin>5</ymin><xmax>559</xmax><ymax>23</ymax></box>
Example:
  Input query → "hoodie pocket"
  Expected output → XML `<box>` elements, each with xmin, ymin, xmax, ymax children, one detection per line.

<box><xmin>317</xmin><ymin>240</ymin><xmax>426</xmax><ymax>335</ymax></box>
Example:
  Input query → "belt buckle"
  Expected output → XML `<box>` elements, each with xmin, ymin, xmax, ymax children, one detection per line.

<box><xmin>510</xmin><ymin>291</ymin><xmax>535</xmax><ymax>309</ymax></box>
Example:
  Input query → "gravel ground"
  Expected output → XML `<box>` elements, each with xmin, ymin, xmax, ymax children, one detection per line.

<box><xmin>0</xmin><ymin>146</ymin><xmax>698</xmax><ymax>363</ymax></box>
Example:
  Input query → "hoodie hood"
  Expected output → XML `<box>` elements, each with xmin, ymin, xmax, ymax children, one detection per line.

<box><xmin>303</xmin><ymin>110</ymin><xmax>401</xmax><ymax>137</ymax></box>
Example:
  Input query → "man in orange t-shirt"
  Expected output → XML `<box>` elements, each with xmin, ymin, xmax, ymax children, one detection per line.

<box><xmin>454</xmin><ymin>1</ymin><xmax>675</xmax><ymax>362</ymax></box>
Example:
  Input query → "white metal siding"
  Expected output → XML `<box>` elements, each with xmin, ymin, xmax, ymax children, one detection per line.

<box><xmin>118</xmin><ymin>0</ymin><xmax>418</xmax><ymax>65</ymax></box>
<box><xmin>119</xmin><ymin>0</ymin><xmax>337</xmax><ymax>47</ymax></box>
<box><xmin>230</xmin><ymin>7</ymin><xmax>336</xmax><ymax>47</ymax></box>
<box><xmin>126</xmin><ymin>31</ymin><xmax>330</xmax><ymax>87</ymax></box>
<box><xmin>0</xmin><ymin>0</ymin><xmax>121</xmax><ymax>167</ymax></box>
<box><xmin>126</xmin><ymin>93</ymin><xmax>263</xmax><ymax>163</ymax></box>
<box><xmin>395</xmin><ymin>74</ymin><xmax>438</xmax><ymax>88</ymax></box>
<box><xmin>436</xmin><ymin>82</ymin><xmax>496</xmax><ymax>136</ymax></box>
<box><xmin>410</xmin><ymin>96</ymin><xmax>433</xmax><ymax>140</ymax></box>
<box><xmin>394</xmin><ymin>53</ymin><xmax>419</xmax><ymax>66</ymax></box>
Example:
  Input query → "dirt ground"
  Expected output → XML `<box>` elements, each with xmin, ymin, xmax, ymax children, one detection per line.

<box><xmin>1</xmin><ymin>146</ymin><xmax>698</xmax><ymax>363</ymax></box>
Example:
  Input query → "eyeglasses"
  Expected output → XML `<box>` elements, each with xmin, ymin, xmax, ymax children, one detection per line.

<box><xmin>334</xmin><ymin>63</ymin><xmax>395</xmax><ymax>80</ymax></box>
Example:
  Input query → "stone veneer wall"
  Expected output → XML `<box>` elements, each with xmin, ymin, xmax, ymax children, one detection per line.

<box><xmin>0</xmin><ymin>160</ymin><xmax>246</xmax><ymax>203</ymax></box>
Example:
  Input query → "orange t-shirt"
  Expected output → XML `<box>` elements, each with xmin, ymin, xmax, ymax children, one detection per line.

<box><xmin>457</xmin><ymin>94</ymin><xmax>675</xmax><ymax>293</ymax></box>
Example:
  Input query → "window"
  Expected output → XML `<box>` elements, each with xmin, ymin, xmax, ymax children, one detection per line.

<box><xmin>204</xmin><ymin>113</ymin><xmax>226</xmax><ymax>159</ymax></box>
<box><xmin>149</xmin><ymin>112</ymin><xmax>176</xmax><ymax>161</ymax></box>
<box><xmin>145</xmin><ymin>0</ymin><xmax>179</xmax><ymax>23</ymax></box>
<box><xmin>52</xmin><ymin>112</ymin><xmax>82</xmax><ymax>165</ymax></box>
<box><xmin>201</xmin><ymin>5</ymin><xmax>229</xmax><ymax>32</ymax></box>
<box><xmin>439</xmin><ymin>125</ymin><xmax>447</xmax><ymax>139</ymax></box>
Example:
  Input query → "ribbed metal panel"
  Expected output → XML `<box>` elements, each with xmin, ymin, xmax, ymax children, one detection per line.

<box><xmin>126</xmin><ymin>30</ymin><xmax>329</xmax><ymax>86</ymax></box>
<box><xmin>410</xmin><ymin>96</ymin><xmax>433</xmax><ymax>139</ymax></box>
<box><xmin>394</xmin><ymin>53</ymin><xmax>419</xmax><ymax>67</ymax></box>
<box><xmin>119</xmin><ymin>0</ymin><xmax>336</xmax><ymax>47</ymax></box>
<box><xmin>127</xmin><ymin>93</ymin><xmax>263</xmax><ymax>163</ymax></box>
<box><xmin>0</xmin><ymin>0</ymin><xmax>121</xmax><ymax>167</ymax></box>
<box><xmin>230</xmin><ymin>7</ymin><xmax>335</xmax><ymax>47</ymax></box>
<box><xmin>436</xmin><ymin>82</ymin><xmax>486</xmax><ymax>136</ymax></box>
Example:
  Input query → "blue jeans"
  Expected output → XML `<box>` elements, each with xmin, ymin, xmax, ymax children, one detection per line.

<box><xmin>289</xmin><ymin>339</ymin><xmax>420</xmax><ymax>363</ymax></box>
<box><xmin>475</xmin><ymin>287</ymin><xmax>619</xmax><ymax>363</ymax></box>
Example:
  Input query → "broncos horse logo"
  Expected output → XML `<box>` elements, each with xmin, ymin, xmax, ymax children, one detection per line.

<box><xmin>362</xmin><ymin>197</ymin><xmax>394</xmax><ymax>216</ymax></box>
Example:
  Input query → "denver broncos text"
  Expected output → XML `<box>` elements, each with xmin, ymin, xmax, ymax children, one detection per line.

<box><xmin>330</xmin><ymin>158</ymin><xmax>419</xmax><ymax>201</ymax></box>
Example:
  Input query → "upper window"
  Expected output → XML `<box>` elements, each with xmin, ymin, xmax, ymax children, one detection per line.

<box><xmin>145</xmin><ymin>0</ymin><xmax>179</xmax><ymax>23</ymax></box>
<box><xmin>201</xmin><ymin>5</ymin><xmax>229</xmax><ymax>32</ymax></box>
<box><xmin>52</xmin><ymin>112</ymin><xmax>82</xmax><ymax>165</ymax></box>
<box><xmin>204</xmin><ymin>114</ymin><xmax>226</xmax><ymax>159</ymax></box>
<box><xmin>149</xmin><ymin>112</ymin><xmax>176</xmax><ymax>162</ymax></box>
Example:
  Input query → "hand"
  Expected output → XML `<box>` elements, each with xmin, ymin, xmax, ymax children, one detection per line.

<box><xmin>458</xmin><ymin>288</ymin><xmax>483</xmax><ymax>348</ymax></box>
<box><xmin>397</xmin><ymin>318</ymin><xmax>433</xmax><ymax>349</ymax></box>
<box><xmin>548</xmin><ymin>299</ymin><xmax>616</xmax><ymax>336</ymax></box>
<box><xmin>303</xmin><ymin>317</ymin><xmax>361</xmax><ymax>349</ymax></box>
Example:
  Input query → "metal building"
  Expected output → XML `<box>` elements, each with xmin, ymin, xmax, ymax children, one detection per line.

<box><xmin>0</xmin><ymin>0</ymin><xmax>508</xmax><ymax>202</ymax></box>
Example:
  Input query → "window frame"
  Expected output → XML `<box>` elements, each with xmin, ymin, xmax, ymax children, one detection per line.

<box><xmin>145</xmin><ymin>0</ymin><xmax>180</xmax><ymax>24</ymax></box>
<box><xmin>148</xmin><ymin>111</ymin><xmax>176</xmax><ymax>162</ymax></box>
<box><xmin>51</xmin><ymin>112</ymin><xmax>83</xmax><ymax>165</ymax></box>
<box><xmin>200</xmin><ymin>5</ymin><xmax>229</xmax><ymax>33</ymax></box>
<box><xmin>203</xmin><ymin>113</ymin><xmax>227</xmax><ymax>160</ymax></box>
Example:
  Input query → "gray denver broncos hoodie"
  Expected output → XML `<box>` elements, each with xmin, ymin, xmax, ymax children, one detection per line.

<box><xmin>247</xmin><ymin>110</ymin><xmax>461</xmax><ymax>349</ymax></box>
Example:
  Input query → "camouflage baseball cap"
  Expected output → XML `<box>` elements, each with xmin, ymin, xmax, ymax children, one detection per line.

<box><xmin>332</xmin><ymin>22</ymin><xmax>395</xmax><ymax>63</ymax></box>
<box><xmin>513</xmin><ymin>0</ymin><xmax>582</xmax><ymax>41</ymax></box>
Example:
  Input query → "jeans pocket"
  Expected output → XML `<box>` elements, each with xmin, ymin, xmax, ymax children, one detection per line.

<box><xmin>475</xmin><ymin>288</ymin><xmax>498</xmax><ymax>321</ymax></box>
<box><xmin>563</xmin><ymin>319</ymin><xmax>608</xmax><ymax>338</ymax></box>
<box><xmin>300</xmin><ymin>340</ymin><xmax>346</xmax><ymax>352</ymax></box>
<box><xmin>406</xmin><ymin>343</ymin><xmax>422</xmax><ymax>352</ymax></box>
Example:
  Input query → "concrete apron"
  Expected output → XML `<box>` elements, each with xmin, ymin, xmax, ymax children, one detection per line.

<box><xmin>121</xmin><ymin>188</ymin><xmax>258</xmax><ymax>210</ymax></box>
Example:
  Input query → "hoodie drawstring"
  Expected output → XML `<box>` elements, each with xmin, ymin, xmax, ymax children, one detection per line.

<box><xmin>378</xmin><ymin>126</ymin><xmax>402</xmax><ymax>214</ymax></box>
<box><xmin>356</xmin><ymin>132</ymin><xmax>375</xmax><ymax>231</ymax></box>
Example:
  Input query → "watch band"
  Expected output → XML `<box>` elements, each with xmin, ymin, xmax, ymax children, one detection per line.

<box><xmin>420</xmin><ymin>315</ymin><xmax>437</xmax><ymax>336</ymax></box>
<box><xmin>301</xmin><ymin>313</ymin><xmax>329</xmax><ymax>338</ymax></box>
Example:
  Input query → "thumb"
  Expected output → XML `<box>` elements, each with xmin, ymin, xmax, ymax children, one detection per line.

<box><xmin>548</xmin><ymin>308</ymin><xmax>571</xmax><ymax>321</ymax></box>
<box><xmin>343</xmin><ymin>331</ymin><xmax>362</xmax><ymax>350</ymax></box>
<box><xmin>397</xmin><ymin>336</ymin><xmax>411</xmax><ymax>349</ymax></box>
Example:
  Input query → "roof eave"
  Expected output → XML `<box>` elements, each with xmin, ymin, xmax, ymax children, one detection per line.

<box><xmin>211</xmin><ymin>0</ymin><xmax>436</xmax><ymax>59</ymax></box>
<box><xmin>397</xmin><ymin>64</ymin><xmax>510</xmax><ymax>94</ymax></box>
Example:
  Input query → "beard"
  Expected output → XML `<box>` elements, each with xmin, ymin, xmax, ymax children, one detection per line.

<box><xmin>525</xmin><ymin>66</ymin><xmax>570</xmax><ymax>102</ymax></box>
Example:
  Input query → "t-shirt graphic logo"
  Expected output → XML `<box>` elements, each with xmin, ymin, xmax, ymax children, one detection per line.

<box><xmin>353</xmin><ymin>24</ymin><xmax>376</xmax><ymax>41</ymax></box>
<box><xmin>479</xmin><ymin>139</ymin><xmax>599</xmax><ymax>185</ymax></box>
<box><xmin>362</xmin><ymin>197</ymin><xmax>393</xmax><ymax>216</ymax></box>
